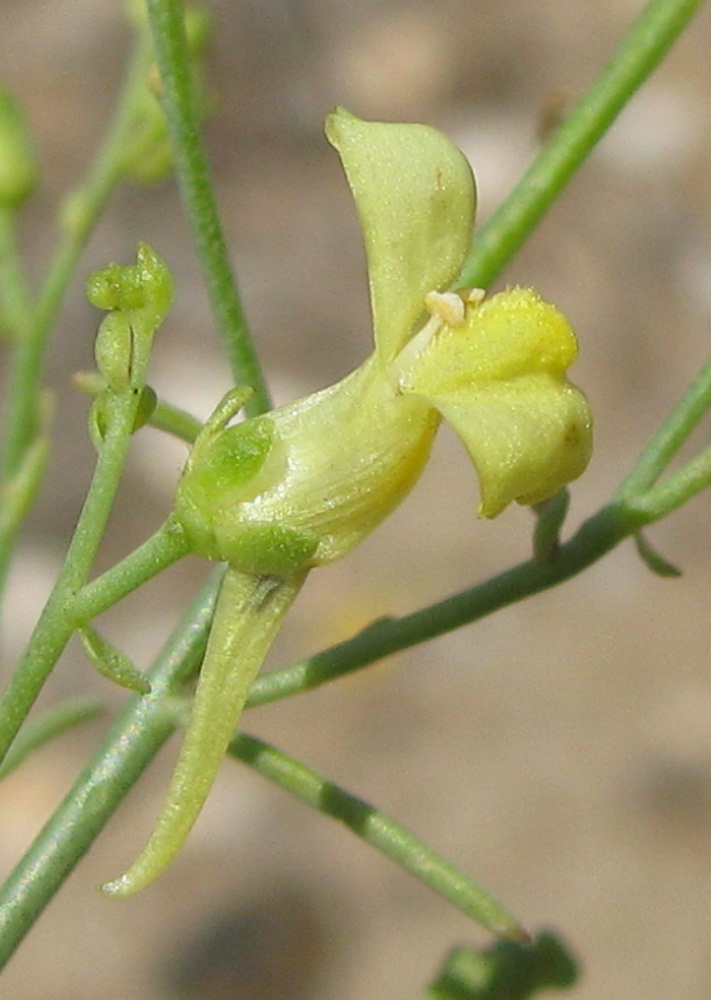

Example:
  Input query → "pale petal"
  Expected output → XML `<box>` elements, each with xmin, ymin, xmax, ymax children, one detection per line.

<box><xmin>427</xmin><ymin>377</ymin><xmax>592</xmax><ymax>517</ymax></box>
<box><xmin>398</xmin><ymin>287</ymin><xmax>593</xmax><ymax>515</ymax></box>
<box><xmin>402</xmin><ymin>287</ymin><xmax>580</xmax><ymax>393</ymax></box>
<box><xmin>326</xmin><ymin>107</ymin><xmax>476</xmax><ymax>362</ymax></box>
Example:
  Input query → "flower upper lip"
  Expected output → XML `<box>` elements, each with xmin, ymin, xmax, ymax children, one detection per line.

<box><xmin>327</xmin><ymin>108</ymin><xmax>592</xmax><ymax>518</ymax></box>
<box><xmin>325</xmin><ymin>106</ymin><xmax>477</xmax><ymax>363</ymax></box>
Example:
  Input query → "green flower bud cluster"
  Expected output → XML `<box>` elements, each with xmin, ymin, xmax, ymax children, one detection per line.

<box><xmin>86</xmin><ymin>243</ymin><xmax>172</xmax><ymax>442</ymax></box>
<box><xmin>87</xmin><ymin>242</ymin><xmax>173</xmax><ymax>357</ymax></box>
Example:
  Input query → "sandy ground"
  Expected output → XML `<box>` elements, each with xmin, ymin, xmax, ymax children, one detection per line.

<box><xmin>2</xmin><ymin>1</ymin><xmax>711</xmax><ymax>998</ymax></box>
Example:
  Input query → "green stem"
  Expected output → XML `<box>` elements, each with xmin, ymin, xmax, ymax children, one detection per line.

<box><xmin>0</xmin><ymin>698</ymin><xmax>104</xmax><ymax>780</ymax></box>
<box><xmin>248</xmin><ymin>502</ymin><xmax>629</xmax><ymax>708</ymax></box>
<box><xmin>626</xmin><ymin>443</ymin><xmax>711</xmax><ymax>522</ymax></box>
<box><xmin>0</xmin><ymin>208</ymin><xmax>33</xmax><ymax>341</ymax></box>
<box><xmin>230</xmin><ymin>730</ymin><xmax>527</xmax><ymax>941</ymax></box>
<box><xmin>532</xmin><ymin>489</ymin><xmax>570</xmax><ymax>563</ymax></box>
<box><xmin>0</xmin><ymin>397</ymin><xmax>51</xmax><ymax>618</ymax></box>
<box><xmin>458</xmin><ymin>0</ymin><xmax>707</xmax><ymax>289</ymax></box>
<box><xmin>102</xmin><ymin>567</ymin><xmax>307</xmax><ymax>897</ymax></box>
<box><xmin>606</xmin><ymin>343</ymin><xmax>711</xmax><ymax>523</ymax></box>
<box><xmin>148</xmin><ymin>396</ymin><xmax>202</xmax><ymax>442</ymax></box>
<box><xmin>0</xmin><ymin>207</ymin><xmax>40</xmax><ymax>612</ymax></box>
<box><xmin>0</xmin><ymin>37</ymin><xmax>154</xmax><ymax>616</ymax></box>
<box><xmin>144</xmin><ymin>0</ymin><xmax>271</xmax><ymax>415</ymax></box>
<box><xmin>0</xmin><ymin>38</ymin><xmax>152</xmax><ymax>488</ymax></box>
<box><xmin>616</xmin><ymin>352</ymin><xmax>711</xmax><ymax>497</ymax></box>
<box><xmin>0</xmin><ymin>570</ymin><xmax>220</xmax><ymax>970</ymax></box>
<box><xmin>70</xmin><ymin>517</ymin><xmax>190</xmax><ymax>625</ymax></box>
<box><xmin>0</xmin><ymin>408</ymin><xmax>185</xmax><ymax>764</ymax></box>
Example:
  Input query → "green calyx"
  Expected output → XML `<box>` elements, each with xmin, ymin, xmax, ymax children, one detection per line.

<box><xmin>174</xmin><ymin>389</ymin><xmax>320</xmax><ymax>574</ymax></box>
<box><xmin>173</xmin><ymin>360</ymin><xmax>438</xmax><ymax>575</ymax></box>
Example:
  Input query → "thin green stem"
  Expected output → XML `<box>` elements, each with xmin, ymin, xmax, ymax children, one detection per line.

<box><xmin>248</xmin><ymin>502</ymin><xmax>629</xmax><ymax>708</ymax></box>
<box><xmin>148</xmin><ymin>397</ymin><xmax>202</xmax><ymax>442</ymax></box>
<box><xmin>626</xmin><ymin>443</ymin><xmax>711</xmax><ymax>522</ymax></box>
<box><xmin>0</xmin><ymin>402</ymin><xmax>184</xmax><ymax>764</ymax></box>
<box><xmin>0</xmin><ymin>36</ymin><xmax>154</xmax><ymax>618</ymax></box>
<box><xmin>0</xmin><ymin>396</ymin><xmax>51</xmax><ymax>616</ymax></box>
<box><xmin>0</xmin><ymin>570</ymin><xmax>220</xmax><ymax>970</ymax></box>
<box><xmin>70</xmin><ymin>517</ymin><xmax>190</xmax><ymax>625</ymax></box>
<box><xmin>0</xmin><ymin>698</ymin><xmax>104</xmax><ymax>780</ymax></box>
<box><xmin>532</xmin><ymin>489</ymin><xmax>570</xmax><ymax>563</ymax></box>
<box><xmin>0</xmin><ymin>206</ymin><xmax>41</xmax><ymax>612</ymax></box>
<box><xmin>0</xmin><ymin>208</ymin><xmax>33</xmax><ymax>341</ymax></box>
<box><xmin>230</xmin><ymin>731</ymin><xmax>527</xmax><ymax>942</ymax></box>
<box><xmin>458</xmin><ymin>0</ymin><xmax>707</xmax><ymax>289</ymax></box>
<box><xmin>616</xmin><ymin>352</ymin><xmax>711</xmax><ymax>497</ymax></box>
<box><xmin>0</xmin><ymin>37</ymin><xmax>152</xmax><ymax>489</ymax></box>
<box><xmin>144</xmin><ymin>0</ymin><xmax>271</xmax><ymax>415</ymax></box>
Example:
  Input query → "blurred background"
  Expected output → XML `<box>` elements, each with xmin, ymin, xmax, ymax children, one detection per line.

<box><xmin>2</xmin><ymin>0</ymin><xmax>711</xmax><ymax>997</ymax></box>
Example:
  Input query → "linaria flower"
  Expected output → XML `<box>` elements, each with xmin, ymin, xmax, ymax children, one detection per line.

<box><xmin>174</xmin><ymin>108</ymin><xmax>592</xmax><ymax>571</ymax></box>
<box><xmin>104</xmin><ymin>109</ymin><xmax>593</xmax><ymax>899</ymax></box>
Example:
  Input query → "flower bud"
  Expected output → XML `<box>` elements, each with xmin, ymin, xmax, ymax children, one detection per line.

<box><xmin>94</xmin><ymin>312</ymin><xmax>133</xmax><ymax>389</ymax></box>
<box><xmin>87</xmin><ymin>245</ymin><xmax>172</xmax><ymax>417</ymax></box>
<box><xmin>86</xmin><ymin>243</ymin><xmax>173</xmax><ymax>332</ymax></box>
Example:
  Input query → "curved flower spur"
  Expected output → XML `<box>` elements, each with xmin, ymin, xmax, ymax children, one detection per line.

<box><xmin>103</xmin><ymin>108</ymin><xmax>592</xmax><ymax>896</ymax></box>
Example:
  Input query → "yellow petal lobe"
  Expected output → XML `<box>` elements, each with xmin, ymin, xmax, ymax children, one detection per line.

<box><xmin>398</xmin><ymin>287</ymin><xmax>593</xmax><ymax>516</ymax></box>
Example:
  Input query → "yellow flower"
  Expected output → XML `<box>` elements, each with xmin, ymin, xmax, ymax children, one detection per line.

<box><xmin>394</xmin><ymin>285</ymin><xmax>592</xmax><ymax>517</ymax></box>
<box><xmin>174</xmin><ymin>108</ymin><xmax>592</xmax><ymax>573</ymax></box>
<box><xmin>104</xmin><ymin>109</ymin><xmax>593</xmax><ymax>898</ymax></box>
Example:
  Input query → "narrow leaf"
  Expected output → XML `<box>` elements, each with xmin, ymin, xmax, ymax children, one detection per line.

<box><xmin>230</xmin><ymin>730</ymin><xmax>527</xmax><ymax>942</ymax></box>
<box><xmin>79</xmin><ymin>625</ymin><xmax>151</xmax><ymax>694</ymax></box>
<box><xmin>634</xmin><ymin>531</ymin><xmax>682</xmax><ymax>578</ymax></box>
